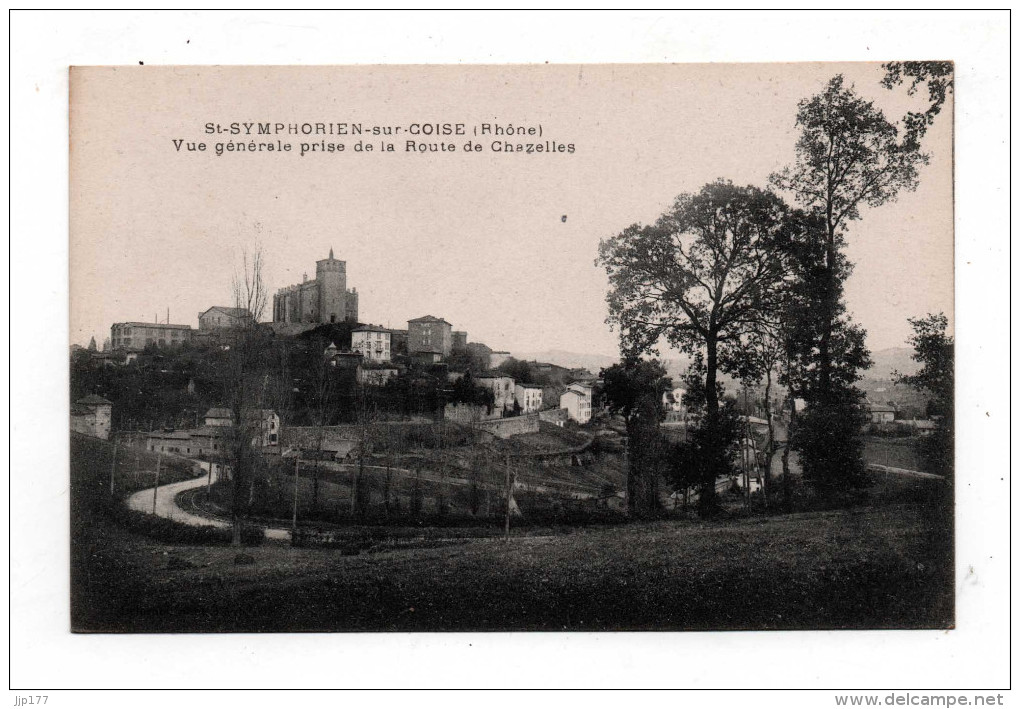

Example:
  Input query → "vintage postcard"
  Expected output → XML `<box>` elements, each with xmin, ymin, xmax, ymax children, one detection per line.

<box><xmin>69</xmin><ymin>63</ymin><xmax>954</xmax><ymax>633</ymax></box>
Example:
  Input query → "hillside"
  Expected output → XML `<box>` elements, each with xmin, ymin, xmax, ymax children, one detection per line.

<box><xmin>512</xmin><ymin>349</ymin><xmax>691</xmax><ymax>380</ymax></box>
<box><xmin>868</xmin><ymin>347</ymin><xmax>919</xmax><ymax>380</ymax></box>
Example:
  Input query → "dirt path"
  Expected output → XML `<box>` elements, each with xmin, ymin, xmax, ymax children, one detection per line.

<box><xmin>126</xmin><ymin>475</ymin><xmax>291</xmax><ymax>541</ymax></box>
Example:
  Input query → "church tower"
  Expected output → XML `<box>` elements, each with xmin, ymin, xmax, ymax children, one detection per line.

<box><xmin>316</xmin><ymin>247</ymin><xmax>346</xmax><ymax>324</ymax></box>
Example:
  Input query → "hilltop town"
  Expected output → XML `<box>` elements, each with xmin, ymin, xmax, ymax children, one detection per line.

<box><xmin>72</xmin><ymin>248</ymin><xmax>611</xmax><ymax>444</ymax></box>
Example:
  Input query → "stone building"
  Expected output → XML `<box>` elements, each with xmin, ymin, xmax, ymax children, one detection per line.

<box><xmin>110</xmin><ymin>322</ymin><xmax>192</xmax><ymax>351</ymax></box>
<box><xmin>203</xmin><ymin>407</ymin><xmax>280</xmax><ymax>446</ymax></box>
<box><xmin>408</xmin><ymin>315</ymin><xmax>453</xmax><ymax>361</ymax></box>
<box><xmin>70</xmin><ymin>395</ymin><xmax>113</xmax><ymax>440</ymax></box>
<box><xmin>272</xmin><ymin>248</ymin><xmax>359</xmax><ymax>325</ymax></box>
<box><xmin>198</xmin><ymin>306</ymin><xmax>252</xmax><ymax>330</ymax></box>
<box><xmin>452</xmin><ymin>331</ymin><xmax>468</xmax><ymax>351</ymax></box>
<box><xmin>476</xmin><ymin>373</ymin><xmax>516</xmax><ymax>413</ymax></box>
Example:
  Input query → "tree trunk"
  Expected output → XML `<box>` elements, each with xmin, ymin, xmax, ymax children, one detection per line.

<box><xmin>705</xmin><ymin>336</ymin><xmax>719</xmax><ymax>418</ymax></box>
<box><xmin>818</xmin><ymin>230</ymin><xmax>838</xmax><ymax>399</ymax></box>
<box><xmin>762</xmin><ymin>372</ymin><xmax>775</xmax><ymax>508</ymax></box>
<box><xmin>699</xmin><ymin>334</ymin><xmax>721</xmax><ymax>513</ymax></box>
<box><xmin>782</xmin><ymin>393</ymin><xmax>797</xmax><ymax>508</ymax></box>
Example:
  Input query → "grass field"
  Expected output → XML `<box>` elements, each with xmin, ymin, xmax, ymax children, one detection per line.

<box><xmin>863</xmin><ymin>436</ymin><xmax>922</xmax><ymax>470</ymax></box>
<box><xmin>71</xmin><ymin>430</ymin><xmax>952</xmax><ymax>633</ymax></box>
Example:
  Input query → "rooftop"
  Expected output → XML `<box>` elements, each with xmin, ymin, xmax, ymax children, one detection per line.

<box><xmin>113</xmin><ymin>322</ymin><xmax>192</xmax><ymax>330</ymax></box>
<box><xmin>200</xmin><ymin>306</ymin><xmax>250</xmax><ymax>318</ymax></box>
<box><xmin>408</xmin><ymin>315</ymin><xmax>451</xmax><ymax>325</ymax></box>
<box><xmin>76</xmin><ymin>394</ymin><xmax>113</xmax><ymax>406</ymax></box>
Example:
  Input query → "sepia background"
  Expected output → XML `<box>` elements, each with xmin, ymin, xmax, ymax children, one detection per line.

<box><xmin>69</xmin><ymin>63</ymin><xmax>953</xmax><ymax>359</ymax></box>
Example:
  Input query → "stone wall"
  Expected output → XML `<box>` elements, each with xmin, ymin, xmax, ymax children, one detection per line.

<box><xmin>471</xmin><ymin>413</ymin><xmax>540</xmax><ymax>439</ymax></box>
<box><xmin>444</xmin><ymin>402</ymin><xmax>500</xmax><ymax>423</ymax></box>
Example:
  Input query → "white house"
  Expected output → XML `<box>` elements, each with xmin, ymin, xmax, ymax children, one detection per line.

<box><xmin>352</xmin><ymin>324</ymin><xmax>392</xmax><ymax>362</ymax></box>
<box><xmin>514</xmin><ymin>383</ymin><xmax>544</xmax><ymax>413</ymax></box>
<box><xmin>560</xmin><ymin>382</ymin><xmax>593</xmax><ymax>424</ymax></box>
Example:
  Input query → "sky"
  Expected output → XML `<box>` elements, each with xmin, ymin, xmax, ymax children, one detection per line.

<box><xmin>70</xmin><ymin>63</ymin><xmax>953</xmax><ymax>356</ymax></box>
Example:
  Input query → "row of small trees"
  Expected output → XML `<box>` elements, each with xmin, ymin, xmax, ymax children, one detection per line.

<box><xmin>597</xmin><ymin>64</ymin><xmax>953</xmax><ymax>516</ymax></box>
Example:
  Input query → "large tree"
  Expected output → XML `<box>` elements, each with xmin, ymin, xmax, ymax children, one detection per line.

<box><xmin>771</xmin><ymin>74</ymin><xmax>926</xmax><ymax>492</ymax></box>
<box><xmin>226</xmin><ymin>244</ymin><xmax>272</xmax><ymax>545</ymax></box>
<box><xmin>598</xmin><ymin>180</ymin><xmax>792</xmax><ymax>511</ymax></box>
<box><xmin>772</xmin><ymin>74</ymin><xmax>926</xmax><ymax>399</ymax></box>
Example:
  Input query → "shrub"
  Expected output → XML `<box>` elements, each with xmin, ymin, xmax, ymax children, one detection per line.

<box><xmin>239</xmin><ymin>522</ymin><xmax>266</xmax><ymax>547</ymax></box>
<box><xmin>110</xmin><ymin>505</ymin><xmax>232</xmax><ymax>545</ymax></box>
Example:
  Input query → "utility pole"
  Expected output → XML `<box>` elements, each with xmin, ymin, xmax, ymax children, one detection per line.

<box><xmin>152</xmin><ymin>453</ymin><xmax>162</xmax><ymax>514</ymax></box>
<box><xmin>109</xmin><ymin>441</ymin><xmax>118</xmax><ymax>496</ymax></box>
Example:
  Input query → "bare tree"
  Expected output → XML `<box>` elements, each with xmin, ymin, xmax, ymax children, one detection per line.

<box><xmin>226</xmin><ymin>241</ymin><xmax>270</xmax><ymax>545</ymax></box>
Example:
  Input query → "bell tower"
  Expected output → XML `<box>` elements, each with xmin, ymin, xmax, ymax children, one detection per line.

<box><xmin>316</xmin><ymin>247</ymin><xmax>346</xmax><ymax>324</ymax></box>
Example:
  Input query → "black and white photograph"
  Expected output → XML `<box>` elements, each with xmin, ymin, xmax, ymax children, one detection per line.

<box><xmin>9</xmin><ymin>9</ymin><xmax>1011</xmax><ymax>701</ymax></box>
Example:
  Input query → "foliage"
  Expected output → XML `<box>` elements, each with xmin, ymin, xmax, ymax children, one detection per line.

<box><xmin>793</xmin><ymin>391</ymin><xmax>870</xmax><ymax>492</ymax></box>
<box><xmin>448</xmin><ymin>371</ymin><xmax>496</xmax><ymax>409</ymax></box>
<box><xmin>110</xmin><ymin>505</ymin><xmax>234</xmax><ymax>545</ymax></box>
<box><xmin>495</xmin><ymin>357</ymin><xmax>533</xmax><ymax>383</ymax></box>
<box><xmin>898</xmin><ymin>313</ymin><xmax>954</xmax><ymax>479</ymax></box>
<box><xmin>770</xmin><ymin>74</ymin><xmax>929</xmax><ymax>492</ymax></box>
<box><xmin>664</xmin><ymin>401</ymin><xmax>741</xmax><ymax>514</ymax></box>
<box><xmin>600</xmin><ymin>358</ymin><xmax>672</xmax><ymax>423</ymax></box>
<box><xmin>600</xmin><ymin>358</ymin><xmax>672</xmax><ymax>516</ymax></box>
<box><xmin>772</xmin><ymin>74</ymin><xmax>927</xmax><ymax>231</ymax></box>
<box><xmin>446</xmin><ymin>348</ymin><xmax>491</xmax><ymax>375</ymax></box>
<box><xmin>598</xmin><ymin>181</ymin><xmax>797</xmax><ymax>514</ymax></box>
<box><xmin>598</xmin><ymin>180</ymin><xmax>792</xmax><ymax>366</ymax></box>
<box><xmin>881</xmin><ymin>61</ymin><xmax>954</xmax><ymax>144</ymax></box>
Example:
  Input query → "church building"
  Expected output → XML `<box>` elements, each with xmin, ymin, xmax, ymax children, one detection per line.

<box><xmin>272</xmin><ymin>248</ymin><xmax>359</xmax><ymax>325</ymax></box>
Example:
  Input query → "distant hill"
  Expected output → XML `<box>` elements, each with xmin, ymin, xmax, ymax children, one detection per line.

<box><xmin>868</xmin><ymin>347</ymin><xmax>919</xmax><ymax>381</ymax></box>
<box><xmin>510</xmin><ymin>349</ymin><xmax>692</xmax><ymax>380</ymax></box>
<box><xmin>512</xmin><ymin>346</ymin><xmax>917</xmax><ymax>384</ymax></box>
<box><xmin>510</xmin><ymin>350</ymin><xmax>619</xmax><ymax>374</ymax></box>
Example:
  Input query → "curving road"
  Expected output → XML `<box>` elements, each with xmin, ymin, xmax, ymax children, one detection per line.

<box><xmin>125</xmin><ymin>475</ymin><xmax>291</xmax><ymax>541</ymax></box>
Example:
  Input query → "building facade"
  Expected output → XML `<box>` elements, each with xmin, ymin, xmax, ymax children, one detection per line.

<box><xmin>198</xmin><ymin>306</ymin><xmax>252</xmax><ymax>330</ymax></box>
<box><xmin>203</xmin><ymin>407</ymin><xmax>280</xmax><ymax>446</ymax></box>
<box><xmin>110</xmin><ymin>322</ymin><xmax>192</xmax><ymax>351</ymax></box>
<box><xmin>514</xmin><ymin>383</ymin><xmax>544</xmax><ymax>413</ymax></box>
<box><xmin>477</xmin><ymin>373</ymin><xmax>516</xmax><ymax>413</ymax></box>
<box><xmin>352</xmin><ymin>325</ymin><xmax>392</xmax><ymax>362</ymax></box>
<box><xmin>272</xmin><ymin>249</ymin><xmax>359</xmax><ymax>325</ymax></box>
<box><xmin>408</xmin><ymin>315</ymin><xmax>453</xmax><ymax>358</ymax></box>
<box><xmin>70</xmin><ymin>395</ymin><xmax>113</xmax><ymax>440</ymax></box>
<box><xmin>560</xmin><ymin>382</ymin><xmax>593</xmax><ymax>424</ymax></box>
<box><xmin>868</xmin><ymin>402</ymin><xmax>897</xmax><ymax>424</ymax></box>
<box><xmin>452</xmin><ymin>331</ymin><xmax>468</xmax><ymax>351</ymax></box>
